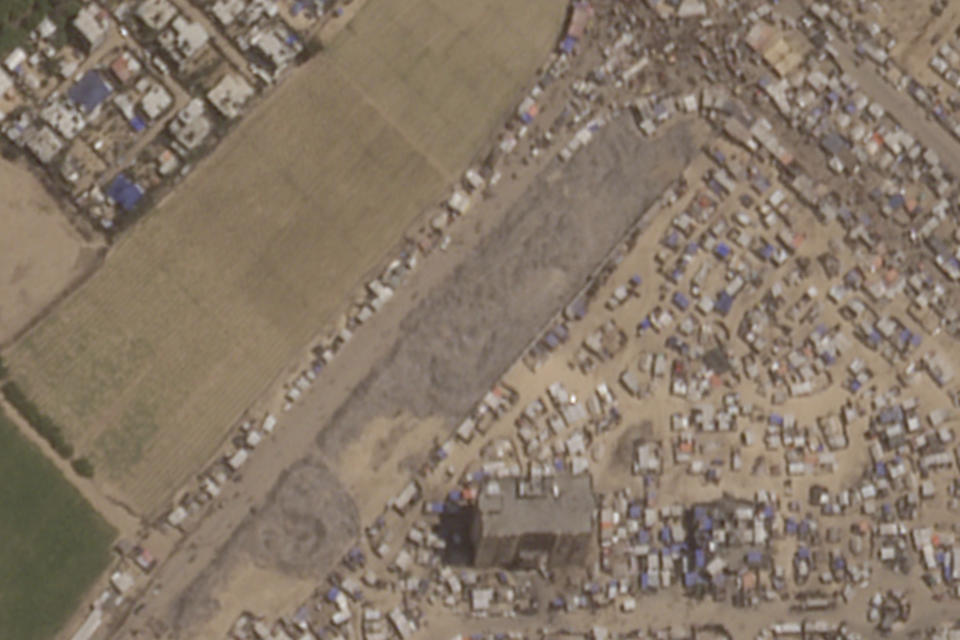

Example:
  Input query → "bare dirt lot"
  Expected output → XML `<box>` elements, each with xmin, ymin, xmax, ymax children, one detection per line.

<box><xmin>4</xmin><ymin>0</ymin><xmax>567</xmax><ymax>515</ymax></box>
<box><xmin>170</xmin><ymin>459</ymin><xmax>357</xmax><ymax>633</ymax></box>
<box><xmin>0</xmin><ymin>160</ymin><xmax>100</xmax><ymax>347</ymax></box>
<box><xmin>148</xmin><ymin>117</ymin><xmax>707</xmax><ymax>639</ymax></box>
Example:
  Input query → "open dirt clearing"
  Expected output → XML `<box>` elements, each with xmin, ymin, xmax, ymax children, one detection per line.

<box><xmin>0</xmin><ymin>159</ymin><xmax>100</xmax><ymax>346</ymax></box>
<box><xmin>4</xmin><ymin>0</ymin><xmax>566</xmax><ymax>515</ymax></box>
<box><xmin>138</xmin><ymin>117</ymin><xmax>706</xmax><ymax>639</ymax></box>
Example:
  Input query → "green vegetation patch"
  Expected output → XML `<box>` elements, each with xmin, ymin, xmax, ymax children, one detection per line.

<box><xmin>2</xmin><ymin>380</ymin><xmax>74</xmax><ymax>459</ymax></box>
<box><xmin>0</xmin><ymin>408</ymin><xmax>115</xmax><ymax>640</ymax></box>
<box><xmin>0</xmin><ymin>0</ymin><xmax>80</xmax><ymax>55</ymax></box>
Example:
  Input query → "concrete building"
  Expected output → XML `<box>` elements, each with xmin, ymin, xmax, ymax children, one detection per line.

<box><xmin>24</xmin><ymin>125</ymin><xmax>64</xmax><ymax>164</ymax></box>
<box><xmin>159</xmin><ymin>16</ymin><xmax>209</xmax><ymax>67</ymax></box>
<box><xmin>72</xmin><ymin>4</ymin><xmax>110</xmax><ymax>52</ymax></box>
<box><xmin>136</xmin><ymin>0</ymin><xmax>178</xmax><ymax>31</ymax></box>
<box><xmin>168</xmin><ymin>98</ymin><xmax>211</xmax><ymax>152</ymax></box>
<box><xmin>207</xmin><ymin>73</ymin><xmax>254</xmax><ymax>119</ymax></box>
<box><xmin>471</xmin><ymin>472</ymin><xmax>595</xmax><ymax>568</ymax></box>
<box><xmin>138</xmin><ymin>79</ymin><xmax>173</xmax><ymax>120</ymax></box>
<box><xmin>249</xmin><ymin>24</ymin><xmax>299</xmax><ymax>76</ymax></box>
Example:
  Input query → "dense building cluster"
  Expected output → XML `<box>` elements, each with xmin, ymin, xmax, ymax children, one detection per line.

<box><xmin>0</xmin><ymin>0</ymin><xmax>325</xmax><ymax>229</ymax></box>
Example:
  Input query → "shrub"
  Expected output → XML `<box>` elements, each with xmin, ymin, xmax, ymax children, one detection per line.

<box><xmin>71</xmin><ymin>457</ymin><xmax>95</xmax><ymax>478</ymax></box>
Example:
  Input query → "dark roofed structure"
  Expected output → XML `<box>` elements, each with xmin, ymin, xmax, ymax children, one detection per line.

<box><xmin>68</xmin><ymin>70</ymin><xmax>112</xmax><ymax>114</ymax></box>
<box><xmin>471</xmin><ymin>472</ymin><xmax>595</xmax><ymax>568</ymax></box>
<box><xmin>106</xmin><ymin>173</ymin><xmax>144</xmax><ymax>212</ymax></box>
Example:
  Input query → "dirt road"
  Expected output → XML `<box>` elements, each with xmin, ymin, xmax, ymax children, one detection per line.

<box><xmin>110</xmin><ymin>116</ymin><xmax>708</xmax><ymax>638</ymax></box>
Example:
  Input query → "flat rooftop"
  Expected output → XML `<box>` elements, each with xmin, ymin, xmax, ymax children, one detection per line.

<box><xmin>477</xmin><ymin>473</ymin><xmax>595</xmax><ymax>538</ymax></box>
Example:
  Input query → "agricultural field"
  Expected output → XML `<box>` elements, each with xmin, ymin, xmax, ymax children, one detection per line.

<box><xmin>0</xmin><ymin>409</ymin><xmax>115</xmax><ymax>640</ymax></box>
<box><xmin>5</xmin><ymin>0</ymin><xmax>567</xmax><ymax>515</ymax></box>
<box><xmin>0</xmin><ymin>159</ymin><xmax>100</xmax><ymax>346</ymax></box>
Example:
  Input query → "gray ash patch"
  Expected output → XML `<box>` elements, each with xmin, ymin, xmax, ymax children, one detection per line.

<box><xmin>317</xmin><ymin>117</ymin><xmax>701</xmax><ymax>456</ymax></box>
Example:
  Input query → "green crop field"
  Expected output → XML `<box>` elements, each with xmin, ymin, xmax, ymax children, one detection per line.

<box><xmin>0</xmin><ymin>409</ymin><xmax>115</xmax><ymax>640</ymax></box>
<box><xmin>5</xmin><ymin>0</ymin><xmax>567</xmax><ymax>515</ymax></box>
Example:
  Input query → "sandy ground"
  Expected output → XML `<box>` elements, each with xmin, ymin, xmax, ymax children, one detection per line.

<box><xmin>108</xmin><ymin>116</ymin><xmax>709</xmax><ymax>639</ymax></box>
<box><xmin>0</xmin><ymin>159</ymin><xmax>101</xmax><ymax>347</ymax></box>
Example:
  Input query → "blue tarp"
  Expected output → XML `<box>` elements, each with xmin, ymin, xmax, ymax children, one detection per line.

<box><xmin>554</xmin><ymin>324</ymin><xmax>568</xmax><ymax>340</ymax></box>
<box><xmin>672</xmin><ymin>291</ymin><xmax>690</xmax><ymax>310</ymax></box>
<box><xmin>714</xmin><ymin>242</ymin><xmax>731</xmax><ymax>259</ymax></box>
<box><xmin>129</xmin><ymin>116</ymin><xmax>146</xmax><ymax>132</ymax></box>
<box><xmin>560</xmin><ymin>35</ymin><xmax>577</xmax><ymax>52</ymax></box>
<box><xmin>715</xmin><ymin>291</ymin><xmax>733</xmax><ymax>315</ymax></box>
<box><xmin>707</xmin><ymin>179</ymin><xmax>726</xmax><ymax>196</ymax></box>
<box><xmin>68</xmin><ymin>70</ymin><xmax>112</xmax><ymax>114</ymax></box>
<box><xmin>106</xmin><ymin>173</ymin><xmax>144</xmax><ymax>212</ymax></box>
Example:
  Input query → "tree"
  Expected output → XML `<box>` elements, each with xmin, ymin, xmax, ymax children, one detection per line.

<box><xmin>71</xmin><ymin>456</ymin><xmax>94</xmax><ymax>478</ymax></box>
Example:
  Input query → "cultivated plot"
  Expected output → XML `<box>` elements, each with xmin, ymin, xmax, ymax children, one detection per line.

<box><xmin>0</xmin><ymin>409</ymin><xmax>115</xmax><ymax>640</ymax></box>
<box><xmin>6</xmin><ymin>0</ymin><xmax>567</xmax><ymax>514</ymax></box>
